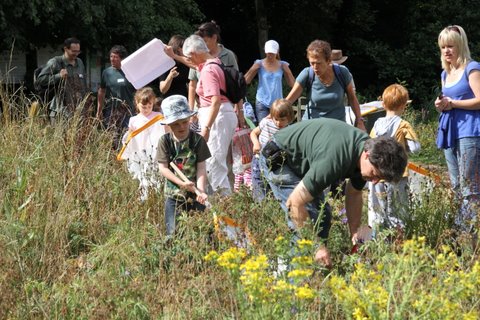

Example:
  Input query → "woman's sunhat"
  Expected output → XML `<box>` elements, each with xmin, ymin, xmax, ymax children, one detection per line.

<box><xmin>160</xmin><ymin>95</ymin><xmax>197</xmax><ymax>125</ymax></box>
<box><xmin>331</xmin><ymin>49</ymin><xmax>348</xmax><ymax>64</ymax></box>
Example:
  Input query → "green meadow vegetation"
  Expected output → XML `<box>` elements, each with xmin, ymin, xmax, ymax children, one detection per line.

<box><xmin>0</xmin><ymin>86</ymin><xmax>479</xmax><ymax>319</ymax></box>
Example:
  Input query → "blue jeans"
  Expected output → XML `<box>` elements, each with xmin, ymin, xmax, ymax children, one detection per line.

<box><xmin>251</xmin><ymin>156</ymin><xmax>270</xmax><ymax>201</ymax></box>
<box><xmin>259</xmin><ymin>154</ymin><xmax>331</xmax><ymax>239</ymax></box>
<box><xmin>444</xmin><ymin>137</ymin><xmax>480</xmax><ymax>231</ymax></box>
<box><xmin>164</xmin><ymin>196</ymin><xmax>206</xmax><ymax>236</ymax></box>
<box><xmin>255</xmin><ymin>101</ymin><xmax>270</xmax><ymax>124</ymax></box>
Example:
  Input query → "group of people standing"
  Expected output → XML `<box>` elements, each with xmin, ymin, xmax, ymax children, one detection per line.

<box><xmin>37</xmin><ymin>22</ymin><xmax>479</xmax><ymax>266</ymax></box>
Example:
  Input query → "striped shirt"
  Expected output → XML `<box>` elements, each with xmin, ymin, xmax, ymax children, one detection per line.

<box><xmin>259</xmin><ymin>117</ymin><xmax>280</xmax><ymax>147</ymax></box>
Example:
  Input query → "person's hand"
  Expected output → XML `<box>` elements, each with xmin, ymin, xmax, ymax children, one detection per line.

<box><xmin>196</xmin><ymin>192</ymin><xmax>208</xmax><ymax>205</ymax></box>
<box><xmin>314</xmin><ymin>245</ymin><xmax>332</xmax><ymax>268</ymax></box>
<box><xmin>181</xmin><ymin>181</ymin><xmax>195</xmax><ymax>193</ymax></box>
<box><xmin>435</xmin><ymin>95</ymin><xmax>452</xmax><ymax>112</ymax></box>
<box><xmin>59</xmin><ymin>68</ymin><xmax>68</xmax><ymax>79</ymax></box>
<box><xmin>164</xmin><ymin>45</ymin><xmax>175</xmax><ymax>59</ymax></box>
<box><xmin>252</xmin><ymin>142</ymin><xmax>261</xmax><ymax>154</ymax></box>
<box><xmin>168</xmin><ymin>66</ymin><xmax>179</xmax><ymax>79</ymax></box>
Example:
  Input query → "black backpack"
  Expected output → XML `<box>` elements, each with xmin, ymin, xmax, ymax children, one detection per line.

<box><xmin>33</xmin><ymin>56</ymin><xmax>64</xmax><ymax>101</ymax></box>
<box><xmin>207</xmin><ymin>62</ymin><xmax>246</xmax><ymax>104</ymax></box>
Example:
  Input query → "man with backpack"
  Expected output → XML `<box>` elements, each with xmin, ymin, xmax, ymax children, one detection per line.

<box><xmin>35</xmin><ymin>37</ymin><xmax>90</xmax><ymax>124</ymax></box>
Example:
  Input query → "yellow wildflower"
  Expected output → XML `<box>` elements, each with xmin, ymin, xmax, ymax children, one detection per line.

<box><xmin>288</xmin><ymin>269</ymin><xmax>313</xmax><ymax>279</ymax></box>
<box><xmin>295</xmin><ymin>285</ymin><xmax>315</xmax><ymax>300</ymax></box>
<box><xmin>292</xmin><ymin>256</ymin><xmax>314</xmax><ymax>266</ymax></box>
<box><xmin>296</xmin><ymin>239</ymin><xmax>314</xmax><ymax>249</ymax></box>
<box><xmin>204</xmin><ymin>250</ymin><xmax>219</xmax><ymax>261</ymax></box>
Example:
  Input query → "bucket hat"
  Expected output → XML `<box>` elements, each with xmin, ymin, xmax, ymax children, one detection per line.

<box><xmin>160</xmin><ymin>95</ymin><xmax>197</xmax><ymax>125</ymax></box>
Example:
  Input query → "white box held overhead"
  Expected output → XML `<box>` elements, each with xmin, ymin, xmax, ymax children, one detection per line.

<box><xmin>121</xmin><ymin>38</ymin><xmax>175</xmax><ymax>89</ymax></box>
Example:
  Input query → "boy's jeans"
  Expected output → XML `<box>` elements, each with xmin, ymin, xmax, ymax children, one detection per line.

<box><xmin>164</xmin><ymin>196</ymin><xmax>206</xmax><ymax>236</ymax></box>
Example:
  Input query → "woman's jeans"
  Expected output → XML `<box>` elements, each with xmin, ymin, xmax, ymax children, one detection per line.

<box><xmin>259</xmin><ymin>154</ymin><xmax>331</xmax><ymax>239</ymax></box>
<box><xmin>255</xmin><ymin>101</ymin><xmax>270</xmax><ymax>124</ymax></box>
<box><xmin>164</xmin><ymin>196</ymin><xmax>206</xmax><ymax>236</ymax></box>
<box><xmin>444</xmin><ymin>137</ymin><xmax>480</xmax><ymax>232</ymax></box>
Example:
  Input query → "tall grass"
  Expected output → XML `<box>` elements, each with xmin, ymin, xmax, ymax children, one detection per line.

<box><xmin>0</xmin><ymin>87</ymin><xmax>478</xmax><ymax>319</ymax></box>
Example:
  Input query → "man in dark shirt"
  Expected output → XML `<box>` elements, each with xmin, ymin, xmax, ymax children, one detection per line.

<box><xmin>260</xmin><ymin>118</ymin><xmax>407</xmax><ymax>267</ymax></box>
<box><xmin>37</xmin><ymin>37</ymin><xmax>89</xmax><ymax>123</ymax></box>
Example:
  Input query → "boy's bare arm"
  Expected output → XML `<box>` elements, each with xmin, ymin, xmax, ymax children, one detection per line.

<box><xmin>250</xmin><ymin>126</ymin><xmax>262</xmax><ymax>154</ymax></box>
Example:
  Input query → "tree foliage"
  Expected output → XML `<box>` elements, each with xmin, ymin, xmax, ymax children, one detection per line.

<box><xmin>0</xmin><ymin>0</ymin><xmax>204</xmax><ymax>52</ymax></box>
<box><xmin>2</xmin><ymin>0</ymin><xmax>480</xmax><ymax>106</ymax></box>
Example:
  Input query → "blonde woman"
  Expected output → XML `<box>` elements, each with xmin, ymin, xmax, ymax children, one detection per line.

<box><xmin>435</xmin><ymin>25</ymin><xmax>480</xmax><ymax>230</ymax></box>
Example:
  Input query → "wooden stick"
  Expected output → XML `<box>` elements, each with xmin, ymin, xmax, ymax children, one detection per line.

<box><xmin>169</xmin><ymin>161</ymin><xmax>203</xmax><ymax>197</ymax></box>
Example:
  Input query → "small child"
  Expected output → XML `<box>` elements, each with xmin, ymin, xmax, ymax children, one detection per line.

<box><xmin>368</xmin><ymin>84</ymin><xmax>420</xmax><ymax>233</ymax></box>
<box><xmin>250</xmin><ymin>98</ymin><xmax>295</xmax><ymax>201</ymax></box>
<box><xmin>121</xmin><ymin>87</ymin><xmax>166</xmax><ymax>200</ymax></box>
<box><xmin>156</xmin><ymin>95</ymin><xmax>211</xmax><ymax>236</ymax></box>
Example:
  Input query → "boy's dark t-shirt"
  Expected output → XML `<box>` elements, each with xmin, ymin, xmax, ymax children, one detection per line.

<box><xmin>156</xmin><ymin>130</ymin><xmax>210</xmax><ymax>199</ymax></box>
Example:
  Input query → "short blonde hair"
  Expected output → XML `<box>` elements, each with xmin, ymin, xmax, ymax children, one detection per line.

<box><xmin>438</xmin><ymin>25</ymin><xmax>471</xmax><ymax>72</ymax></box>
<box><xmin>270</xmin><ymin>98</ymin><xmax>295</xmax><ymax>122</ymax></box>
<box><xmin>382</xmin><ymin>84</ymin><xmax>409</xmax><ymax>112</ymax></box>
<box><xmin>134</xmin><ymin>87</ymin><xmax>156</xmax><ymax>112</ymax></box>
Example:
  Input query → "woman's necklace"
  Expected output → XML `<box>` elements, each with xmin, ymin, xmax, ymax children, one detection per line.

<box><xmin>318</xmin><ymin>68</ymin><xmax>334</xmax><ymax>87</ymax></box>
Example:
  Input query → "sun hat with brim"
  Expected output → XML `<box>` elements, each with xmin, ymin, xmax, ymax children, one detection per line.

<box><xmin>160</xmin><ymin>95</ymin><xmax>197</xmax><ymax>125</ymax></box>
<box><xmin>264</xmin><ymin>40</ymin><xmax>279</xmax><ymax>54</ymax></box>
<box><xmin>331</xmin><ymin>49</ymin><xmax>348</xmax><ymax>64</ymax></box>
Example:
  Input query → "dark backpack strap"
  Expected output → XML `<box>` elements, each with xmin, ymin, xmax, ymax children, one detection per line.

<box><xmin>306</xmin><ymin>67</ymin><xmax>314</xmax><ymax>119</ymax></box>
<box><xmin>333</xmin><ymin>64</ymin><xmax>347</xmax><ymax>91</ymax></box>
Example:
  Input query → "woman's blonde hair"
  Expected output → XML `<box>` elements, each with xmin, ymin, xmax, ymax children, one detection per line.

<box><xmin>270</xmin><ymin>99</ymin><xmax>295</xmax><ymax>121</ymax></box>
<box><xmin>134</xmin><ymin>87</ymin><xmax>156</xmax><ymax>112</ymax></box>
<box><xmin>382</xmin><ymin>84</ymin><xmax>409</xmax><ymax>111</ymax></box>
<box><xmin>438</xmin><ymin>25</ymin><xmax>471</xmax><ymax>72</ymax></box>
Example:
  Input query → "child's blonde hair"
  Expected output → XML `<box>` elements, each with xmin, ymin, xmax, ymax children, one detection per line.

<box><xmin>270</xmin><ymin>98</ymin><xmax>295</xmax><ymax>122</ymax></box>
<box><xmin>134</xmin><ymin>87</ymin><xmax>156</xmax><ymax>112</ymax></box>
<box><xmin>382</xmin><ymin>84</ymin><xmax>409</xmax><ymax>112</ymax></box>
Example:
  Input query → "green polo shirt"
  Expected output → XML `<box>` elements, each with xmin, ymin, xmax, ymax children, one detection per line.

<box><xmin>274</xmin><ymin>118</ymin><xmax>368</xmax><ymax>195</ymax></box>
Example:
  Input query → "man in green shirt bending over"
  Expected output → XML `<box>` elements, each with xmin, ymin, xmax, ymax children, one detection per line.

<box><xmin>259</xmin><ymin>118</ymin><xmax>407</xmax><ymax>267</ymax></box>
